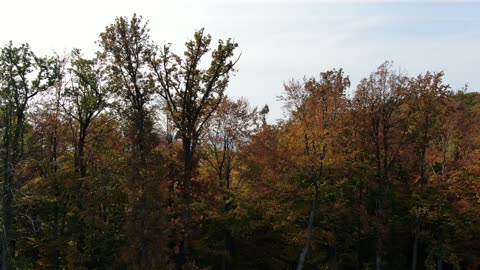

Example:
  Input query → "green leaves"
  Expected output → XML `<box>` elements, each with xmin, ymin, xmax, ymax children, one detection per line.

<box><xmin>64</xmin><ymin>48</ymin><xmax>109</xmax><ymax>122</ymax></box>
<box><xmin>0</xmin><ymin>42</ymin><xmax>60</xmax><ymax>105</ymax></box>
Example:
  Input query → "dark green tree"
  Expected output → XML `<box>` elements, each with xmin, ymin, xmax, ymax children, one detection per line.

<box><xmin>0</xmin><ymin>42</ymin><xmax>60</xmax><ymax>270</ymax></box>
<box><xmin>149</xmin><ymin>28</ymin><xmax>239</xmax><ymax>267</ymax></box>
<box><xmin>98</xmin><ymin>14</ymin><xmax>164</xmax><ymax>269</ymax></box>
<box><xmin>61</xmin><ymin>48</ymin><xmax>111</xmax><ymax>267</ymax></box>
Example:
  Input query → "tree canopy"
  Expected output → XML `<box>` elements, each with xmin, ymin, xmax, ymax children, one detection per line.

<box><xmin>0</xmin><ymin>14</ymin><xmax>479</xmax><ymax>270</ymax></box>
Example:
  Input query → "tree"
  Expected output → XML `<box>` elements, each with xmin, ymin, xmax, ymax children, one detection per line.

<box><xmin>149</xmin><ymin>28</ymin><xmax>239</xmax><ymax>266</ymax></box>
<box><xmin>202</xmin><ymin>97</ymin><xmax>258</xmax><ymax>269</ymax></box>
<box><xmin>24</xmin><ymin>86</ymin><xmax>79</xmax><ymax>269</ymax></box>
<box><xmin>63</xmin><ymin>48</ymin><xmax>109</xmax><ymax>178</ymax></box>
<box><xmin>352</xmin><ymin>62</ymin><xmax>409</xmax><ymax>270</ymax></box>
<box><xmin>98</xmin><ymin>14</ymin><xmax>163</xmax><ymax>269</ymax></box>
<box><xmin>204</xmin><ymin>97</ymin><xmax>258</xmax><ymax>188</ymax></box>
<box><xmin>0</xmin><ymin>42</ymin><xmax>60</xmax><ymax>270</ymax></box>
<box><xmin>406</xmin><ymin>71</ymin><xmax>449</xmax><ymax>270</ymax></box>
<box><xmin>408</xmin><ymin>71</ymin><xmax>449</xmax><ymax>185</ymax></box>
<box><xmin>280</xmin><ymin>70</ymin><xmax>350</xmax><ymax>270</ymax></box>
<box><xmin>60</xmin><ymin>48</ymin><xmax>111</xmax><ymax>267</ymax></box>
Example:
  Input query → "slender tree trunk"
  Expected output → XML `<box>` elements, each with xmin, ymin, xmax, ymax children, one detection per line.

<box><xmin>376</xmin><ymin>175</ymin><xmax>388</xmax><ymax>270</ymax></box>
<box><xmin>437</xmin><ymin>256</ymin><xmax>443</xmax><ymax>270</ymax></box>
<box><xmin>376</xmin><ymin>231</ymin><xmax>383</xmax><ymax>270</ymax></box>
<box><xmin>53</xmin><ymin>202</ymin><xmax>60</xmax><ymax>270</ymax></box>
<box><xmin>411</xmin><ymin>232</ymin><xmax>418</xmax><ymax>270</ymax></box>
<box><xmin>181</xmin><ymin>136</ymin><xmax>193</xmax><ymax>266</ymax></box>
<box><xmin>2</xmin><ymin>108</ymin><xmax>25</xmax><ymax>270</ymax></box>
<box><xmin>296</xmin><ymin>180</ymin><xmax>318</xmax><ymax>270</ymax></box>
<box><xmin>355</xmin><ymin>206</ymin><xmax>361</xmax><ymax>270</ymax></box>
<box><xmin>376</xmin><ymin>118</ymin><xmax>391</xmax><ymax>270</ymax></box>
<box><xmin>78</xmin><ymin>124</ymin><xmax>88</xmax><ymax>178</ymax></box>
<box><xmin>52</xmin><ymin>133</ymin><xmax>61</xmax><ymax>270</ymax></box>
<box><xmin>436</xmin><ymin>206</ymin><xmax>444</xmax><ymax>270</ymax></box>
<box><xmin>136</xmin><ymin>109</ymin><xmax>148</xmax><ymax>268</ymax></box>
<box><xmin>2</xmin><ymin>178</ymin><xmax>12</xmax><ymax>270</ymax></box>
<box><xmin>76</xmin><ymin>123</ymin><xmax>87</xmax><ymax>259</ymax></box>
<box><xmin>2</xmin><ymin>118</ymin><xmax>11</xmax><ymax>270</ymax></box>
<box><xmin>221</xmin><ymin>230</ymin><xmax>231</xmax><ymax>270</ymax></box>
<box><xmin>436</xmin><ymin>136</ymin><xmax>447</xmax><ymax>270</ymax></box>
<box><xmin>373</xmin><ymin>119</ymin><xmax>383</xmax><ymax>270</ymax></box>
<box><xmin>222</xmin><ymin>156</ymin><xmax>232</xmax><ymax>270</ymax></box>
<box><xmin>331</xmin><ymin>232</ymin><xmax>338</xmax><ymax>270</ymax></box>
<box><xmin>411</xmin><ymin>117</ymin><xmax>429</xmax><ymax>270</ymax></box>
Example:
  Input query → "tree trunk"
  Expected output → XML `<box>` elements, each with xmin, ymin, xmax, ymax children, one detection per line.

<box><xmin>2</xmin><ymin>178</ymin><xmax>12</xmax><ymax>270</ymax></box>
<box><xmin>221</xmin><ymin>230</ymin><xmax>231</xmax><ymax>270</ymax></box>
<box><xmin>52</xmin><ymin>133</ymin><xmax>61</xmax><ymax>270</ymax></box>
<box><xmin>411</xmin><ymin>233</ymin><xmax>418</xmax><ymax>270</ymax></box>
<box><xmin>136</xmin><ymin>109</ymin><xmax>148</xmax><ymax>268</ymax></box>
<box><xmin>78</xmin><ymin>123</ymin><xmax>88</xmax><ymax>178</ymax></box>
<box><xmin>76</xmin><ymin>123</ymin><xmax>88</xmax><ymax>260</ymax></box>
<box><xmin>222</xmin><ymin>156</ymin><xmax>232</xmax><ymax>270</ymax></box>
<box><xmin>376</xmin><ymin>234</ymin><xmax>383</xmax><ymax>270</ymax></box>
<box><xmin>296</xmin><ymin>181</ymin><xmax>318</xmax><ymax>270</ymax></box>
<box><xmin>53</xmin><ymin>201</ymin><xmax>60</xmax><ymax>270</ymax></box>
<box><xmin>2</xmin><ymin>119</ymin><xmax>11</xmax><ymax>270</ymax></box>
<box><xmin>181</xmin><ymin>136</ymin><xmax>193</xmax><ymax>266</ymax></box>
<box><xmin>2</xmin><ymin>108</ymin><xmax>25</xmax><ymax>270</ymax></box>
<box><xmin>437</xmin><ymin>256</ymin><xmax>443</xmax><ymax>270</ymax></box>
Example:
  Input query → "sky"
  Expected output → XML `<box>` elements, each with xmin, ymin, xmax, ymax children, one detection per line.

<box><xmin>1</xmin><ymin>0</ymin><xmax>479</xmax><ymax>122</ymax></box>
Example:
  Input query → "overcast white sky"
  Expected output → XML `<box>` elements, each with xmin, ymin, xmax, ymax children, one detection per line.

<box><xmin>1</xmin><ymin>0</ymin><xmax>479</xmax><ymax>121</ymax></box>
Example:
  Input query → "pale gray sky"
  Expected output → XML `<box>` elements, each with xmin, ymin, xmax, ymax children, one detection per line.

<box><xmin>1</xmin><ymin>0</ymin><xmax>479</xmax><ymax>121</ymax></box>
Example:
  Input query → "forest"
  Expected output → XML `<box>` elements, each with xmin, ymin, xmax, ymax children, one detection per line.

<box><xmin>0</xmin><ymin>14</ymin><xmax>479</xmax><ymax>270</ymax></box>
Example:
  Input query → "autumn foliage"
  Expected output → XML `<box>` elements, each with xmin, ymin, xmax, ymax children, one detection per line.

<box><xmin>0</xmin><ymin>14</ymin><xmax>479</xmax><ymax>270</ymax></box>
